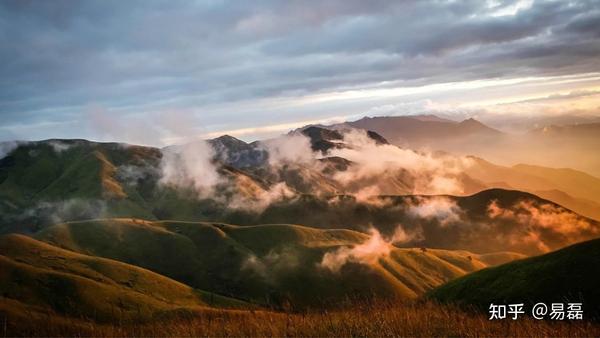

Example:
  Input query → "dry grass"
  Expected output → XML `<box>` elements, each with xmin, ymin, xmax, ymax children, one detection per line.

<box><xmin>3</xmin><ymin>300</ymin><xmax>600</xmax><ymax>337</ymax></box>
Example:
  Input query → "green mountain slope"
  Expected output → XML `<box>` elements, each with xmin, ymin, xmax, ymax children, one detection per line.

<box><xmin>2</xmin><ymin>139</ymin><xmax>599</xmax><ymax>256</ymax></box>
<box><xmin>428</xmin><ymin>237</ymin><xmax>600</xmax><ymax>319</ymax></box>
<box><xmin>33</xmin><ymin>218</ymin><xmax>523</xmax><ymax>308</ymax></box>
<box><xmin>0</xmin><ymin>234</ymin><xmax>245</xmax><ymax>322</ymax></box>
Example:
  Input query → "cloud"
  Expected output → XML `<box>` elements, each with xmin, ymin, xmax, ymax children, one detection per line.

<box><xmin>487</xmin><ymin>199</ymin><xmax>598</xmax><ymax>253</ymax></box>
<box><xmin>10</xmin><ymin>199</ymin><xmax>108</xmax><ymax>228</ymax></box>
<box><xmin>320</xmin><ymin>225</ymin><xmax>420</xmax><ymax>273</ymax></box>
<box><xmin>488</xmin><ymin>199</ymin><xmax>593</xmax><ymax>235</ymax></box>
<box><xmin>117</xmin><ymin>163</ymin><xmax>158</xmax><ymax>187</ymax></box>
<box><xmin>0</xmin><ymin>141</ymin><xmax>21</xmax><ymax>159</ymax></box>
<box><xmin>159</xmin><ymin>141</ymin><xmax>222</xmax><ymax>196</ymax></box>
<box><xmin>2</xmin><ymin>1</ymin><xmax>599</xmax><ymax>143</ymax></box>
<box><xmin>407</xmin><ymin>197</ymin><xmax>463</xmax><ymax>225</ymax></box>
<box><xmin>48</xmin><ymin>140</ymin><xmax>73</xmax><ymax>153</ymax></box>
<box><xmin>158</xmin><ymin>134</ymin><xmax>300</xmax><ymax>211</ymax></box>
<box><xmin>363</xmin><ymin>100</ymin><xmax>442</xmax><ymax>117</ymax></box>
<box><xmin>227</xmin><ymin>181</ymin><xmax>296</xmax><ymax>213</ymax></box>
<box><xmin>241</xmin><ymin>247</ymin><xmax>300</xmax><ymax>284</ymax></box>
<box><xmin>326</xmin><ymin>129</ymin><xmax>473</xmax><ymax>196</ymax></box>
<box><xmin>86</xmin><ymin>106</ymin><xmax>207</xmax><ymax>146</ymax></box>
<box><xmin>261</xmin><ymin>133</ymin><xmax>315</xmax><ymax>166</ymax></box>
<box><xmin>320</xmin><ymin>228</ymin><xmax>391</xmax><ymax>273</ymax></box>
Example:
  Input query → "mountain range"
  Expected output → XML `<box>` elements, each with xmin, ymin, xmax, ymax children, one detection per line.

<box><xmin>313</xmin><ymin>115</ymin><xmax>600</xmax><ymax>178</ymax></box>
<box><xmin>1</xmin><ymin>133</ymin><xmax>599</xmax><ymax>255</ymax></box>
<box><xmin>1</xmin><ymin>116</ymin><xmax>599</xmax><ymax>328</ymax></box>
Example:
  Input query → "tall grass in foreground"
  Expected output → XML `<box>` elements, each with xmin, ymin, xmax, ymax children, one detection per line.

<box><xmin>4</xmin><ymin>301</ymin><xmax>600</xmax><ymax>337</ymax></box>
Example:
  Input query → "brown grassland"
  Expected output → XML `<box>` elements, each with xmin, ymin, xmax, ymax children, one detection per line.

<box><xmin>3</xmin><ymin>300</ymin><xmax>599</xmax><ymax>337</ymax></box>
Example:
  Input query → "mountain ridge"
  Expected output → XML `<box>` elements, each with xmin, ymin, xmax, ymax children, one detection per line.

<box><xmin>429</xmin><ymin>236</ymin><xmax>600</xmax><ymax>319</ymax></box>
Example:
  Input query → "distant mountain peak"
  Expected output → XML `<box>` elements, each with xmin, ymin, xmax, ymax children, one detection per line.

<box><xmin>410</xmin><ymin>114</ymin><xmax>454</xmax><ymax>123</ymax></box>
<box><xmin>459</xmin><ymin>117</ymin><xmax>481</xmax><ymax>125</ymax></box>
<box><xmin>352</xmin><ymin>114</ymin><xmax>454</xmax><ymax>124</ymax></box>
<box><xmin>297</xmin><ymin>125</ymin><xmax>389</xmax><ymax>153</ymax></box>
<box><xmin>215</xmin><ymin>134</ymin><xmax>240</xmax><ymax>140</ymax></box>
<box><xmin>300</xmin><ymin>126</ymin><xmax>344</xmax><ymax>142</ymax></box>
<box><xmin>211</xmin><ymin>134</ymin><xmax>248</xmax><ymax>146</ymax></box>
<box><xmin>458</xmin><ymin>118</ymin><xmax>501</xmax><ymax>134</ymax></box>
<box><xmin>366</xmin><ymin>130</ymin><xmax>389</xmax><ymax>145</ymax></box>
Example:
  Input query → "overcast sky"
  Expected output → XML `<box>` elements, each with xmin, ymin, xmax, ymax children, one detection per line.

<box><xmin>1</xmin><ymin>0</ymin><xmax>600</xmax><ymax>145</ymax></box>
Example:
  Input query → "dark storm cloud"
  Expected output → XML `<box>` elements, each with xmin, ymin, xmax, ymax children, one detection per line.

<box><xmin>1</xmin><ymin>0</ymin><xmax>599</xmax><ymax>143</ymax></box>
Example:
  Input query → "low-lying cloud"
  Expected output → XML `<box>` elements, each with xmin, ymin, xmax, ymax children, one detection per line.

<box><xmin>7</xmin><ymin>199</ymin><xmax>109</xmax><ymax>230</ymax></box>
<box><xmin>242</xmin><ymin>247</ymin><xmax>301</xmax><ymax>284</ymax></box>
<box><xmin>159</xmin><ymin>141</ymin><xmax>223</xmax><ymax>197</ymax></box>
<box><xmin>261</xmin><ymin>133</ymin><xmax>315</xmax><ymax>167</ymax></box>
<box><xmin>326</xmin><ymin>129</ymin><xmax>473</xmax><ymax>197</ymax></box>
<box><xmin>159</xmin><ymin>135</ymin><xmax>303</xmax><ymax>211</ymax></box>
<box><xmin>407</xmin><ymin>197</ymin><xmax>463</xmax><ymax>225</ymax></box>
<box><xmin>320</xmin><ymin>225</ymin><xmax>421</xmax><ymax>273</ymax></box>
<box><xmin>487</xmin><ymin>199</ymin><xmax>598</xmax><ymax>253</ymax></box>
<box><xmin>0</xmin><ymin>141</ymin><xmax>21</xmax><ymax>159</ymax></box>
<box><xmin>48</xmin><ymin>140</ymin><xmax>73</xmax><ymax>153</ymax></box>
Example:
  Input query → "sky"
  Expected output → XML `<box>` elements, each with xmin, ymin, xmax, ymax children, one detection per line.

<box><xmin>1</xmin><ymin>0</ymin><xmax>600</xmax><ymax>146</ymax></box>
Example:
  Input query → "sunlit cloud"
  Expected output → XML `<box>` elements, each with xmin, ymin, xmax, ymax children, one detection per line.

<box><xmin>1</xmin><ymin>1</ymin><xmax>599</xmax><ymax>144</ymax></box>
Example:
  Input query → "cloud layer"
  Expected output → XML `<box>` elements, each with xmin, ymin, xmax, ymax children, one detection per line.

<box><xmin>1</xmin><ymin>0</ymin><xmax>599</xmax><ymax>143</ymax></box>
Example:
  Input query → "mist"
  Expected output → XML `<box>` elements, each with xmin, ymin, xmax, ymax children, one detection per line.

<box><xmin>320</xmin><ymin>225</ymin><xmax>421</xmax><ymax>273</ymax></box>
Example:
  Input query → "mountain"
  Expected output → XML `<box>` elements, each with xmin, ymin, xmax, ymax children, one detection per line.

<box><xmin>254</xmin><ymin>189</ymin><xmax>600</xmax><ymax>255</ymax></box>
<box><xmin>531</xmin><ymin>189</ymin><xmax>600</xmax><ymax>222</ymax></box>
<box><xmin>208</xmin><ymin>135</ymin><xmax>267</xmax><ymax>168</ymax></box>
<box><xmin>429</xmin><ymin>237</ymin><xmax>600</xmax><ymax>319</ymax></box>
<box><xmin>511</xmin><ymin>164</ymin><xmax>600</xmax><ymax>204</ymax></box>
<box><xmin>1</xmin><ymin>138</ymin><xmax>599</xmax><ymax>256</ymax></box>
<box><xmin>297</xmin><ymin>126</ymin><xmax>345</xmax><ymax>153</ymax></box>
<box><xmin>0</xmin><ymin>233</ymin><xmax>245</xmax><ymax>322</ymax></box>
<box><xmin>25</xmin><ymin>218</ymin><xmax>522</xmax><ymax>308</ymax></box>
<box><xmin>0</xmin><ymin>139</ymin><xmax>161</xmax><ymax>232</ymax></box>
<box><xmin>206</xmin><ymin>129</ymin><xmax>600</xmax><ymax>221</ymax></box>
<box><xmin>1</xmin><ymin>129</ymin><xmax>599</xmax><ymax>333</ymax></box>
<box><xmin>294</xmin><ymin>126</ymin><xmax>388</xmax><ymax>153</ymax></box>
<box><xmin>333</xmin><ymin>115</ymin><xmax>502</xmax><ymax>149</ymax></box>
<box><xmin>466</xmin><ymin>157</ymin><xmax>600</xmax><ymax>220</ymax></box>
<box><xmin>326</xmin><ymin>116</ymin><xmax>600</xmax><ymax>178</ymax></box>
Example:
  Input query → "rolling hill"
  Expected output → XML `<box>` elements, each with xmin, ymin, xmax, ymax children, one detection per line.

<box><xmin>1</xmin><ymin>130</ymin><xmax>599</xmax><ymax>332</ymax></box>
<box><xmin>254</xmin><ymin>189</ymin><xmax>600</xmax><ymax>255</ymax></box>
<box><xmin>29</xmin><ymin>218</ymin><xmax>523</xmax><ymax>308</ymax></box>
<box><xmin>0</xmin><ymin>233</ymin><xmax>245</xmax><ymax>322</ymax></box>
<box><xmin>1</xmin><ymin>137</ymin><xmax>599</xmax><ymax>256</ymax></box>
<box><xmin>428</xmin><ymin>237</ymin><xmax>600</xmax><ymax>320</ymax></box>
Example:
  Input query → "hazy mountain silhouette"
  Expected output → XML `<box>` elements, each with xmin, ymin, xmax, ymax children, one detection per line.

<box><xmin>316</xmin><ymin>115</ymin><xmax>600</xmax><ymax>177</ymax></box>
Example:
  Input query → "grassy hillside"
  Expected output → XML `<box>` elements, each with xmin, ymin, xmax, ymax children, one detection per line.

<box><xmin>3</xmin><ymin>300</ymin><xmax>599</xmax><ymax>337</ymax></box>
<box><xmin>0</xmin><ymin>140</ymin><xmax>160</xmax><ymax>233</ymax></box>
<box><xmin>254</xmin><ymin>190</ymin><xmax>600</xmax><ymax>255</ymax></box>
<box><xmin>32</xmin><ymin>218</ymin><xmax>522</xmax><ymax>308</ymax></box>
<box><xmin>428</xmin><ymin>237</ymin><xmax>600</xmax><ymax>319</ymax></box>
<box><xmin>0</xmin><ymin>234</ymin><xmax>246</xmax><ymax>322</ymax></box>
<box><xmin>2</xmin><ymin>140</ymin><xmax>599</xmax><ymax>256</ymax></box>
